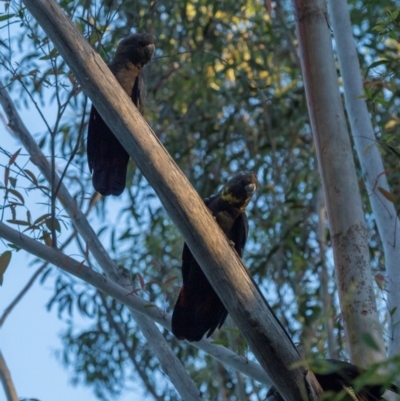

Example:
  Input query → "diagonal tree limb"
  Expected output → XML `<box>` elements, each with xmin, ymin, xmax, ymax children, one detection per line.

<box><xmin>99</xmin><ymin>293</ymin><xmax>164</xmax><ymax>401</ymax></box>
<box><xmin>19</xmin><ymin>1</ymin><xmax>323</xmax><ymax>399</ymax></box>
<box><xmin>0</xmin><ymin>220</ymin><xmax>271</xmax><ymax>386</ymax></box>
<box><xmin>0</xmin><ymin>351</ymin><xmax>18</xmax><ymax>401</ymax></box>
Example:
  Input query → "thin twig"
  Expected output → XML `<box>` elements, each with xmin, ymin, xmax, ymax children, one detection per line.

<box><xmin>54</xmin><ymin>95</ymin><xmax>88</xmax><ymax>200</ymax></box>
<box><xmin>274</xmin><ymin>0</ymin><xmax>301</xmax><ymax>69</ymax></box>
<box><xmin>0</xmin><ymin>264</ymin><xmax>47</xmax><ymax>328</ymax></box>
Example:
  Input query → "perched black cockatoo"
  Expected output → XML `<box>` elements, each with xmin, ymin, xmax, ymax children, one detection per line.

<box><xmin>265</xmin><ymin>359</ymin><xmax>400</xmax><ymax>401</ymax></box>
<box><xmin>87</xmin><ymin>33</ymin><xmax>155</xmax><ymax>196</ymax></box>
<box><xmin>172</xmin><ymin>171</ymin><xmax>258</xmax><ymax>342</ymax></box>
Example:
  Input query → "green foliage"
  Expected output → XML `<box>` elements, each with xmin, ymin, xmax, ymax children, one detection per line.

<box><xmin>1</xmin><ymin>0</ymin><xmax>400</xmax><ymax>399</ymax></box>
<box><xmin>0</xmin><ymin>250</ymin><xmax>12</xmax><ymax>285</ymax></box>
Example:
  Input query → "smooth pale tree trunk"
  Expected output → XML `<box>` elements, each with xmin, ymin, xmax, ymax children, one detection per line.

<box><xmin>20</xmin><ymin>0</ymin><xmax>325</xmax><ymax>399</ymax></box>
<box><xmin>327</xmin><ymin>0</ymin><xmax>400</xmax><ymax>357</ymax></box>
<box><xmin>292</xmin><ymin>0</ymin><xmax>386</xmax><ymax>366</ymax></box>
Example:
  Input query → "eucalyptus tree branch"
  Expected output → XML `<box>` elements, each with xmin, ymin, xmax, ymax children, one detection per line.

<box><xmin>0</xmin><ymin>351</ymin><xmax>18</xmax><ymax>401</ymax></box>
<box><xmin>19</xmin><ymin>1</ymin><xmax>323</xmax><ymax>399</ymax></box>
<box><xmin>292</xmin><ymin>0</ymin><xmax>385</xmax><ymax>366</ymax></box>
<box><xmin>327</xmin><ymin>0</ymin><xmax>400</xmax><ymax>357</ymax></box>
<box><xmin>100</xmin><ymin>293</ymin><xmax>164</xmax><ymax>401</ymax></box>
<box><xmin>0</xmin><ymin>220</ymin><xmax>271</xmax><ymax>386</ymax></box>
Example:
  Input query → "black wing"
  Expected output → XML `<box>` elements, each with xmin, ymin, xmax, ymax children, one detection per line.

<box><xmin>132</xmin><ymin>74</ymin><xmax>145</xmax><ymax>113</ymax></box>
<box><xmin>87</xmin><ymin>74</ymin><xmax>144</xmax><ymax>196</ymax></box>
<box><xmin>172</xmin><ymin>200</ymin><xmax>248</xmax><ymax>342</ymax></box>
<box><xmin>87</xmin><ymin>106</ymin><xmax>129</xmax><ymax>196</ymax></box>
<box><xmin>171</xmin><ymin>242</ymin><xmax>226</xmax><ymax>342</ymax></box>
<box><xmin>230</xmin><ymin>212</ymin><xmax>248</xmax><ymax>257</ymax></box>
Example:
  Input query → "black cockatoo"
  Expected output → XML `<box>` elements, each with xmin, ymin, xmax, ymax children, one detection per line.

<box><xmin>172</xmin><ymin>171</ymin><xmax>258</xmax><ymax>342</ymax></box>
<box><xmin>87</xmin><ymin>33</ymin><xmax>155</xmax><ymax>196</ymax></box>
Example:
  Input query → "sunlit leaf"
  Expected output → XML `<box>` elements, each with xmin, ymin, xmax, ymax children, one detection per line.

<box><xmin>9</xmin><ymin>148</ymin><xmax>21</xmax><ymax>165</ymax></box>
<box><xmin>0</xmin><ymin>251</ymin><xmax>12</xmax><ymax>285</ymax></box>
<box><xmin>6</xmin><ymin>219</ymin><xmax>30</xmax><ymax>226</ymax></box>
<box><xmin>34</xmin><ymin>213</ymin><xmax>52</xmax><ymax>225</ymax></box>
<box><xmin>137</xmin><ymin>273</ymin><xmax>145</xmax><ymax>289</ymax></box>
<box><xmin>361</xmin><ymin>333</ymin><xmax>381</xmax><ymax>351</ymax></box>
<box><xmin>8</xmin><ymin>177</ymin><xmax>17</xmax><ymax>188</ymax></box>
<box><xmin>43</xmin><ymin>231</ymin><xmax>52</xmax><ymax>246</ymax></box>
<box><xmin>0</xmin><ymin>13</ymin><xmax>15</xmax><ymax>21</ymax></box>
<box><xmin>45</xmin><ymin>217</ymin><xmax>61</xmax><ymax>233</ymax></box>
<box><xmin>378</xmin><ymin>187</ymin><xmax>399</xmax><ymax>203</ymax></box>
<box><xmin>4</xmin><ymin>166</ymin><xmax>9</xmax><ymax>187</ymax></box>
<box><xmin>39</xmin><ymin>47</ymin><xmax>58</xmax><ymax>60</ymax></box>
<box><xmin>23</xmin><ymin>169</ymin><xmax>38</xmax><ymax>186</ymax></box>
<box><xmin>8</xmin><ymin>188</ymin><xmax>25</xmax><ymax>204</ymax></box>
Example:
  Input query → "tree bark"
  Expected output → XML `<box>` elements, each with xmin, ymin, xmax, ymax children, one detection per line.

<box><xmin>18</xmin><ymin>0</ymin><xmax>324</xmax><ymax>399</ymax></box>
<box><xmin>316</xmin><ymin>188</ymin><xmax>337</xmax><ymax>359</ymax></box>
<box><xmin>292</xmin><ymin>0</ymin><xmax>385</xmax><ymax>366</ymax></box>
<box><xmin>327</xmin><ymin>0</ymin><xmax>400</xmax><ymax>357</ymax></box>
<box><xmin>0</xmin><ymin>352</ymin><xmax>18</xmax><ymax>401</ymax></box>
